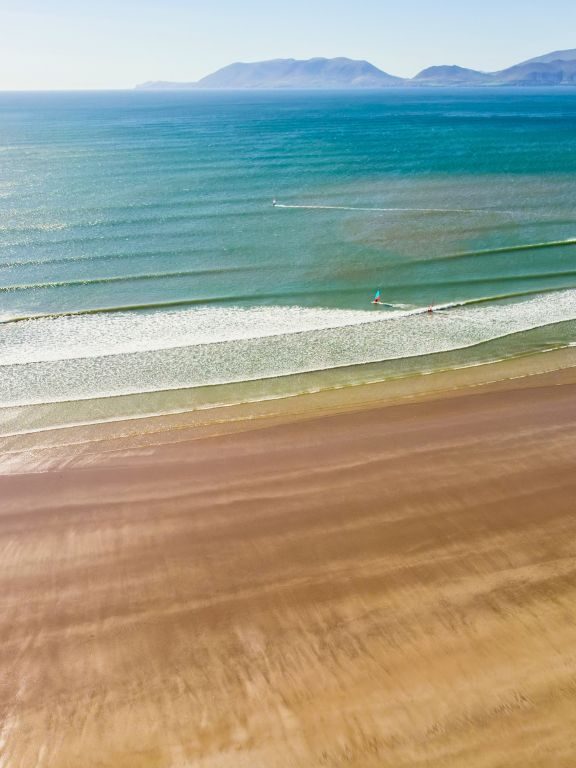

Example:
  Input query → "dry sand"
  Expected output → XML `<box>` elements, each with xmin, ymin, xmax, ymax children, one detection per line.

<box><xmin>2</xmin><ymin>372</ymin><xmax>576</xmax><ymax>767</ymax></box>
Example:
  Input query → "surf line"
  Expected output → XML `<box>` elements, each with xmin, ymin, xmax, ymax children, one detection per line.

<box><xmin>272</xmin><ymin>202</ymin><xmax>500</xmax><ymax>214</ymax></box>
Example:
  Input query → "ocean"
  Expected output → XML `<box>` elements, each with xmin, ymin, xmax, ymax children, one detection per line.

<box><xmin>2</xmin><ymin>88</ymin><xmax>576</xmax><ymax>445</ymax></box>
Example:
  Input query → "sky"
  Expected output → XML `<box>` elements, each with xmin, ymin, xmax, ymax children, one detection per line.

<box><xmin>1</xmin><ymin>0</ymin><xmax>576</xmax><ymax>89</ymax></box>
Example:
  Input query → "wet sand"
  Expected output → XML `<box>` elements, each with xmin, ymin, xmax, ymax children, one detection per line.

<box><xmin>2</xmin><ymin>372</ymin><xmax>576</xmax><ymax>767</ymax></box>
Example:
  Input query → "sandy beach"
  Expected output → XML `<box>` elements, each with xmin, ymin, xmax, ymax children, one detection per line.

<box><xmin>2</xmin><ymin>368</ymin><xmax>576</xmax><ymax>767</ymax></box>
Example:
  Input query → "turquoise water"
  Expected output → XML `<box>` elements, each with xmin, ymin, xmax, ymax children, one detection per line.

<box><xmin>1</xmin><ymin>89</ymin><xmax>576</xmax><ymax>435</ymax></box>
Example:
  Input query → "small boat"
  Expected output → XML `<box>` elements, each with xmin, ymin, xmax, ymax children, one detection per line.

<box><xmin>371</xmin><ymin>289</ymin><xmax>382</xmax><ymax>305</ymax></box>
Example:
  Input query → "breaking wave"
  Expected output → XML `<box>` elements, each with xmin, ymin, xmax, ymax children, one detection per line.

<box><xmin>2</xmin><ymin>288</ymin><xmax>576</xmax><ymax>407</ymax></box>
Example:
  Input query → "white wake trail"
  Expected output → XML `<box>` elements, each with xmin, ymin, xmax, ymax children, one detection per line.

<box><xmin>274</xmin><ymin>203</ymin><xmax>502</xmax><ymax>214</ymax></box>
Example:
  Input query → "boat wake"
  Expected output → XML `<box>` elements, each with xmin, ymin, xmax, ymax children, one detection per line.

<box><xmin>273</xmin><ymin>202</ymin><xmax>507</xmax><ymax>214</ymax></box>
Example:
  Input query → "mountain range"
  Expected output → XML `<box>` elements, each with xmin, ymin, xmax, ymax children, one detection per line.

<box><xmin>136</xmin><ymin>49</ymin><xmax>576</xmax><ymax>90</ymax></box>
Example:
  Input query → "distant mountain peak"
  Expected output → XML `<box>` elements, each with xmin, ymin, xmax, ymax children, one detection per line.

<box><xmin>193</xmin><ymin>57</ymin><xmax>403</xmax><ymax>89</ymax></box>
<box><xmin>136</xmin><ymin>57</ymin><xmax>403</xmax><ymax>90</ymax></box>
<box><xmin>413</xmin><ymin>65</ymin><xmax>492</xmax><ymax>85</ymax></box>
<box><xmin>135</xmin><ymin>48</ymin><xmax>576</xmax><ymax>90</ymax></box>
<box><xmin>524</xmin><ymin>48</ymin><xmax>576</xmax><ymax>64</ymax></box>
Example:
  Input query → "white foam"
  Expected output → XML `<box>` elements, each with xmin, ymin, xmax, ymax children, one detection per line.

<box><xmin>1</xmin><ymin>289</ymin><xmax>576</xmax><ymax>409</ymax></box>
<box><xmin>0</xmin><ymin>305</ymin><xmax>386</xmax><ymax>366</ymax></box>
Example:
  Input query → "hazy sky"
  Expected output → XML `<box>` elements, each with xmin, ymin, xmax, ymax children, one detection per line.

<box><xmin>1</xmin><ymin>0</ymin><xmax>575</xmax><ymax>89</ymax></box>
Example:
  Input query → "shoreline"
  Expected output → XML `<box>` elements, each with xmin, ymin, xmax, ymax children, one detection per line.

<box><xmin>2</xmin><ymin>354</ymin><xmax>576</xmax><ymax>765</ymax></box>
<box><xmin>3</xmin><ymin>344</ymin><xmax>576</xmax><ymax>473</ymax></box>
